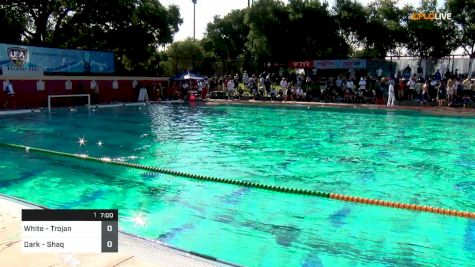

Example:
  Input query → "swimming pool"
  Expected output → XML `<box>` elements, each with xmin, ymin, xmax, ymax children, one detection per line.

<box><xmin>0</xmin><ymin>104</ymin><xmax>474</xmax><ymax>266</ymax></box>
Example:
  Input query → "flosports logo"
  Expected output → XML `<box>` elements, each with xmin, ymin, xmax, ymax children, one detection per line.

<box><xmin>7</xmin><ymin>47</ymin><xmax>28</xmax><ymax>67</ymax></box>
<box><xmin>409</xmin><ymin>12</ymin><xmax>452</xmax><ymax>21</ymax></box>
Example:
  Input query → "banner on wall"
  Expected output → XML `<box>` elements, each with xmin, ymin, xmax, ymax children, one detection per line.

<box><xmin>2</xmin><ymin>65</ymin><xmax>44</xmax><ymax>77</ymax></box>
<box><xmin>288</xmin><ymin>61</ymin><xmax>314</xmax><ymax>69</ymax></box>
<box><xmin>0</xmin><ymin>43</ymin><xmax>114</xmax><ymax>75</ymax></box>
<box><xmin>314</xmin><ymin>59</ymin><xmax>367</xmax><ymax>69</ymax></box>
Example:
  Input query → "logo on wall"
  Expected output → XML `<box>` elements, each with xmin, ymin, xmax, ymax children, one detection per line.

<box><xmin>7</xmin><ymin>47</ymin><xmax>28</xmax><ymax>67</ymax></box>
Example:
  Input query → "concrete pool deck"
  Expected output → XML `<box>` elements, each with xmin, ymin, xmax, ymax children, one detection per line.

<box><xmin>205</xmin><ymin>99</ymin><xmax>475</xmax><ymax>116</ymax></box>
<box><xmin>0</xmin><ymin>195</ymin><xmax>236</xmax><ymax>267</ymax></box>
<box><xmin>1</xmin><ymin>99</ymin><xmax>475</xmax><ymax>117</ymax></box>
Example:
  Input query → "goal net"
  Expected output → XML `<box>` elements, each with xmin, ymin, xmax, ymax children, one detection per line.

<box><xmin>48</xmin><ymin>94</ymin><xmax>91</xmax><ymax>110</ymax></box>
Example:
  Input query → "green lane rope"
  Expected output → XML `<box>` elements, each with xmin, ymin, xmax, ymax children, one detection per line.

<box><xmin>0</xmin><ymin>142</ymin><xmax>474</xmax><ymax>219</ymax></box>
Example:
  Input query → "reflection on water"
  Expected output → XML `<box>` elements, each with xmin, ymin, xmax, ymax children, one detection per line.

<box><xmin>0</xmin><ymin>104</ymin><xmax>474</xmax><ymax>266</ymax></box>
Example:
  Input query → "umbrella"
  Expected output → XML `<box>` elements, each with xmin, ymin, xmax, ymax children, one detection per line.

<box><xmin>170</xmin><ymin>71</ymin><xmax>206</xmax><ymax>81</ymax></box>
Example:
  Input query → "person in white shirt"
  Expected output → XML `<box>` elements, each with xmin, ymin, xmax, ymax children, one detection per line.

<box><xmin>447</xmin><ymin>79</ymin><xmax>455</xmax><ymax>106</ymax></box>
<box><xmin>346</xmin><ymin>79</ymin><xmax>354</xmax><ymax>102</ymax></box>
<box><xmin>242</xmin><ymin>72</ymin><xmax>249</xmax><ymax>87</ymax></box>
<box><xmin>227</xmin><ymin>79</ymin><xmax>235</xmax><ymax>100</ymax></box>
<box><xmin>280</xmin><ymin>78</ymin><xmax>288</xmax><ymax>100</ymax></box>
<box><xmin>415</xmin><ymin>78</ymin><xmax>423</xmax><ymax>102</ymax></box>
<box><xmin>406</xmin><ymin>77</ymin><xmax>416</xmax><ymax>101</ymax></box>
<box><xmin>387</xmin><ymin>80</ymin><xmax>395</xmax><ymax>107</ymax></box>
<box><xmin>358</xmin><ymin>77</ymin><xmax>366</xmax><ymax>90</ymax></box>
<box><xmin>3</xmin><ymin>81</ymin><xmax>16</xmax><ymax>108</ymax></box>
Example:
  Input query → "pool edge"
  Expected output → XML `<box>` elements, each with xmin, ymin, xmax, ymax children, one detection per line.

<box><xmin>0</xmin><ymin>193</ymin><xmax>240</xmax><ymax>267</ymax></box>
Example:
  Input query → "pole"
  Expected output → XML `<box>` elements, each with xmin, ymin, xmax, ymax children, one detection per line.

<box><xmin>193</xmin><ymin>1</ymin><xmax>196</xmax><ymax>41</ymax></box>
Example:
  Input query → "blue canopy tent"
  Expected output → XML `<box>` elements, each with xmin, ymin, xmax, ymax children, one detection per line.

<box><xmin>170</xmin><ymin>71</ymin><xmax>206</xmax><ymax>81</ymax></box>
<box><xmin>170</xmin><ymin>71</ymin><xmax>207</xmax><ymax>100</ymax></box>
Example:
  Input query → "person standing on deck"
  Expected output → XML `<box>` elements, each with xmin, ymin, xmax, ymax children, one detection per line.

<box><xmin>447</xmin><ymin>79</ymin><xmax>455</xmax><ymax>106</ymax></box>
<box><xmin>242</xmin><ymin>71</ymin><xmax>249</xmax><ymax>88</ymax></box>
<box><xmin>280</xmin><ymin>78</ymin><xmax>288</xmax><ymax>101</ymax></box>
<box><xmin>387</xmin><ymin>80</ymin><xmax>395</xmax><ymax>107</ymax></box>
<box><xmin>227</xmin><ymin>78</ymin><xmax>235</xmax><ymax>100</ymax></box>
<box><xmin>3</xmin><ymin>81</ymin><xmax>16</xmax><ymax>109</ymax></box>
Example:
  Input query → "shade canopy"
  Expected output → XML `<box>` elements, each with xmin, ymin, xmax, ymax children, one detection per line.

<box><xmin>170</xmin><ymin>71</ymin><xmax>206</xmax><ymax>81</ymax></box>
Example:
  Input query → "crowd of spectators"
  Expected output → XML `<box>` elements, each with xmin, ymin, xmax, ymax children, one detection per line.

<box><xmin>205</xmin><ymin>66</ymin><xmax>475</xmax><ymax>108</ymax></box>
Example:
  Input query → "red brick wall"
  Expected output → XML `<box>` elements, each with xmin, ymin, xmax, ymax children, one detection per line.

<box><xmin>0</xmin><ymin>77</ymin><xmax>168</xmax><ymax>108</ymax></box>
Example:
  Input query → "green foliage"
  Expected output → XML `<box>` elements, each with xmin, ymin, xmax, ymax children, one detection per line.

<box><xmin>447</xmin><ymin>0</ymin><xmax>475</xmax><ymax>55</ymax></box>
<box><xmin>202</xmin><ymin>10</ymin><xmax>250</xmax><ymax>61</ymax></box>
<box><xmin>0</xmin><ymin>8</ymin><xmax>27</xmax><ymax>44</ymax></box>
<box><xmin>0</xmin><ymin>0</ymin><xmax>182</xmax><ymax>75</ymax></box>
<box><xmin>160</xmin><ymin>38</ymin><xmax>207</xmax><ymax>76</ymax></box>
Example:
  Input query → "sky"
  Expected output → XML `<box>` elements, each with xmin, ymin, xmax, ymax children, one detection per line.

<box><xmin>159</xmin><ymin>0</ymin><xmax>440</xmax><ymax>42</ymax></box>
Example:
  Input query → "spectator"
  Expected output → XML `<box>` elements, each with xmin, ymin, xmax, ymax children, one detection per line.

<box><xmin>407</xmin><ymin>76</ymin><xmax>416</xmax><ymax>101</ymax></box>
<box><xmin>387</xmin><ymin>80</ymin><xmax>395</xmax><ymax>107</ymax></box>
<box><xmin>234</xmin><ymin>74</ymin><xmax>239</xmax><ymax>89</ymax></box>
<box><xmin>421</xmin><ymin>80</ymin><xmax>429</xmax><ymax>104</ymax></box>
<box><xmin>335</xmin><ymin>76</ymin><xmax>343</xmax><ymax>96</ymax></box>
<box><xmin>376</xmin><ymin>68</ymin><xmax>383</xmax><ymax>80</ymax></box>
<box><xmin>280</xmin><ymin>78</ymin><xmax>288</xmax><ymax>101</ymax></box>
<box><xmin>242</xmin><ymin>71</ymin><xmax>249</xmax><ymax>87</ymax></box>
<box><xmin>417</xmin><ymin>64</ymin><xmax>423</xmax><ymax>78</ymax></box>
<box><xmin>348</xmin><ymin>69</ymin><xmax>355</xmax><ymax>80</ymax></box>
<box><xmin>265</xmin><ymin>74</ymin><xmax>271</xmax><ymax>96</ymax></box>
<box><xmin>398</xmin><ymin>78</ymin><xmax>406</xmax><ymax>101</ymax></box>
<box><xmin>437</xmin><ymin>81</ymin><xmax>447</xmax><ymax>106</ymax></box>
<box><xmin>346</xmin><ymin>79</ymin><xmax>354</xmax><ymax>102</ymax></box>
<box><xmin>463</xmin><ymin>76</ymin><xmax>472</xmax><ymax>95</ymax></box>
<box><xmin>447</xmin><ymin>79</ymin><xmax>455</xmax><ymax>106</ymax></box>
<box><xmin>197</xmin><ymin>80</ymin><xmax>203</xmax><ymax>98</ymax></box>
<box><xmin>3</xmin><ymin>81</ymin><xmax>16</xmax><ymax>109</ymax></box>
<box><xmin>415</xmin><ymin>78</ymin><xmax>423</xmax><ymax>103</ymax></box>
<box><xmin>434</xmin><ymin>70</ymin><xmax>442</xmax><ymax>81</ymax></box>
<box><xmin>259</xmin><ymin>75</ymin><xmax>266</xmax><ymax>99</ymax></box>
<box><xmin>250</xmin><ymin>75</ymin><xmax>257</xmax><ymax>99</ymax></box>
<box><xmin>227</xmin><ymin>78</ymin><xmax>235</xmax><ymax>100</ymax></box>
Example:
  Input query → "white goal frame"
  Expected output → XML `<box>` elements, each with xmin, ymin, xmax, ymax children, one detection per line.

<box><xmin>48</xmin><ymin>94</ymin><xmax>91</xmax><ymax>111</ymax></box>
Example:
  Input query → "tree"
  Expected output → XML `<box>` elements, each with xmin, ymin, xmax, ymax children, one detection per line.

<box><xmin>447</xmin><ymin>0</ymin><xmax>475</xmax><ymax>56</ymax></box>
<box><xmin>405</xmin><ymin>0</ymin><xmax>457</xmax><ymax>58</ymax></box>
<box><xmin>245</xmin><ymin>0</ymin><xmax>349</xmax><ymax>66</ymax></box>
<box><xmin>333</xmin><ymin>0</ymin><xmax>368</xmax><ymax>54</ymax></box>
<box><xmin>287</xmin><ymin>0</ymin><xmax>348</xmax><ymax>59</ymax></box>
<box><xmin>202</xmin><ymin>9</ymin><xmax>250</xmax><ymax>62</ymax></box>
<box><xmin>0</xmin><ymin>0</ymin><xmax>182</xmax><ymax>74</ymax></box>
<box><xmin>160</xmin><ymin>38</ymin><xmax>207</xmax><ymax>76</ymax></box>
<box><xmin>245</xmin><ymin>0</ymin><xmax>290</xmax><ymax>63</ymax></box>
<box><xmin>0</xmin><ymin>8</ymin><xmax>27</xmax><ymax>44</ymax></box>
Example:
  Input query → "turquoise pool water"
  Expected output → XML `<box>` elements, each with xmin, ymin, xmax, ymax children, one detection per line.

<box><xmin>0</xmin><ymin>104</ymin><xmax>474</xmax><ymax>266</ymax></box>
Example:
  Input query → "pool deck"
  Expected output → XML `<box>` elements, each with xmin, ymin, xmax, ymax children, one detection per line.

<box><xmin>205</xmin><ymin>99</ymin><xmax>475</xmax><ymax>116</ymax></box>
<box><xmin>0</xmin><ymin>195</ymin><xmax>235</xmax><ymax>267</ymax></box>
<box><xmin>1</xmin><ymin>99</ymin><xmax>475</xmax><ymax>117</ymax></box>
